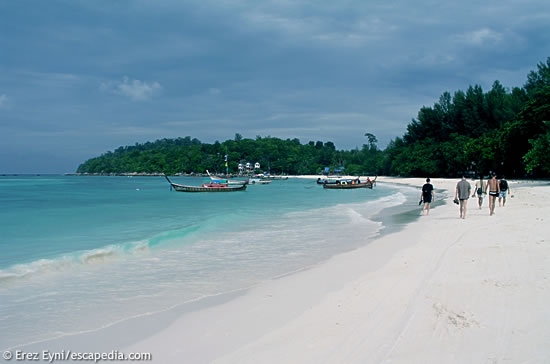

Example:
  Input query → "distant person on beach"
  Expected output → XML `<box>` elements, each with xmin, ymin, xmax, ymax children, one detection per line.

<box><xmin>485</xmin><ymin>174</ymin><xmax>500</xmax><ymax>216</ymax></box>
<box><xmin>472</xmin><ymin>177</ymin><xmax>486</xmax><ymax>209</ymax></box>
<box><xmin>421</xmin><ymin>178</ymin><xmax>434</xmax><ymax>215</ymax></box>
<box><xmin>455</xmin><ymin>176</ymin><xmax>471</xmax><ymax>219</ymax></box>
<box><xmin>499</xmin><ymin>177</ymin><xmax>510</xmax><ymax>207</ymax></box>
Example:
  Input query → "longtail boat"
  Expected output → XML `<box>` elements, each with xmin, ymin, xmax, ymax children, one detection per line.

<box><xmin>206</xmin><ymin>170</ymin><xmax>248</xmax><ymax>185</ymax></box>
<box><xmin>262</xmin><ymin>175</ymin><xmax>288</xmax><ymax>180</ymax></box>
<box><xmin>164</xmin><ymin>175</ymin><xmax>247</xmax><ymax>192</ymax></box>
<box><xmin>317</xmin><ymin>178</ymin><xmax>340</xmax><ymax>185</ymax></box>
<box><xmin>249</xmin><ymin>178</ymin><xmax>272</xmax><ymax>184</ymax></box>
<box><xmin>322</xmin><ymin>177</ymin><xmax>377</xmax><ymax>189</ymax></box>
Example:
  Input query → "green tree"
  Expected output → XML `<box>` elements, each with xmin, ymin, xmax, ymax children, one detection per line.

<box><xmin>364</xmin><ymin>133</ymin><xmax>378</xmax><ymax>151</ymax></box>
<box><xmin>524</xmin><ymin>128</ymin><xmax>550</xmax><ymax>175</ymax></box>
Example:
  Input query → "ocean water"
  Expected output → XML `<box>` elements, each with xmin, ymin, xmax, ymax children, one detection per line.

<box><xmin>0</xmin><ymin>175</ymin><xmax>410</xmax><ymax>349</ymax></box>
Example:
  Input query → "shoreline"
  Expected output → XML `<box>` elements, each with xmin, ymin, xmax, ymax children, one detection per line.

<box><xmin>11</xmin><ymin>179</ymin><xmax>414</xmax><ymax>352</ymax></box>
<box><xmin>126</xmin><ymin>177</ymin><xmax>550</xmax><ymax>363</ymax></box>
<box><xmin>11</xmin><ymin>177</ymin><xmax>550</xmax><ymax>363</ymax></box>
<box><xmin>115</xmin><ymin>178</ymin><xmax>454</xmax><ymax>361</ymax></box>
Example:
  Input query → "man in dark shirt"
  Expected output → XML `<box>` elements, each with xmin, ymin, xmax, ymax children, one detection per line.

<box><xmin>421</xmin><ymin>178</ymin><xmax>434</xmax><ymax>215</ymax></box>
<box><xmin>455</xmin><ymin>176</ymin><xmax>471</xmax><ymax>219</ymax></box>
<box><xmin>498</xmin><ymin>177</ymin><xmax>510</xmax><ymax>207</ymax></box>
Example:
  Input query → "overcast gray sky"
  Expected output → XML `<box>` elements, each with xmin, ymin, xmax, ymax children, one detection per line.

<box><xmin>1</xmin><ymin>0</ymin><xmax>549</xmax><ymax>173</ymax></box>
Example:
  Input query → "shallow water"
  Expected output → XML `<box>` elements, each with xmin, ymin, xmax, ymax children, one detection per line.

<box><xmin>0</xmin><ymin>175</ymin><xmax>411</xmax><ymax>349</ymax></box>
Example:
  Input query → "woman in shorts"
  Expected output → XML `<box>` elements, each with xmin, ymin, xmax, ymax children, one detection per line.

<box><xmin>472</xmin><ymin>177</ymin><xmax>486</xmax><ymax>209</ymax></box>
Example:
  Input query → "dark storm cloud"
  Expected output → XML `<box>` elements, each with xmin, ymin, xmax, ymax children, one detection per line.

<box><xmin>0</xmin><ymin>0</ymin><xmax>548</xmax><ymax>172</ymax></box>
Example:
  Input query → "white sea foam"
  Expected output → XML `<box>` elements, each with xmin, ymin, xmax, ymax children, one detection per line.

<box><xmin>0</xmin><ymin>222</ymin><xmax>204</xmax><ymax>285</ymax></box>
<box><xmin>0</xmin><ymin>241</ymin><xmax>149</xmax><ymax>284</ymax></box>
<box><xmin>1</xmin><ymin>182</ymin><xmax>413</xmax><ymax>351</ymax></box>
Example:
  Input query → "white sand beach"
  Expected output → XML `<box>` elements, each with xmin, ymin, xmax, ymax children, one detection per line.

<box><xmin>125</xmin><ymin>177</ymin><xmax>550</xmax><ymax>363</ymax></box>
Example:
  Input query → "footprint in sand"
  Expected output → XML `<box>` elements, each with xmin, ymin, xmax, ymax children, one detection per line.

<box><xmin>433</xmin><ymin>302</ymin><xmax>479</xmax><ymax>329</ymax></box>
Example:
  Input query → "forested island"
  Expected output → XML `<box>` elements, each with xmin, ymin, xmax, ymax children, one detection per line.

<box><xmin>77</xmin><ymin>58</ymin><xmax>550</xmax><ymax>178</ymax></box>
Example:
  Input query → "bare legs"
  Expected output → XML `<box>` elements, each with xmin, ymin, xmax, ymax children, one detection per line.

<box><xmin>477</xmin><ymin>195</ymin><xmax>483</xmax><ymax>209</ymax></box>
<box><xmin>489</xmin><ymin>195</ymin><xmax>497</xmax><ymax>215</ymax></box>
<box><xmin>459</xmin><ymin>199</ymin><xmax>468</xmax><ymax>219</ymax></box>
<box><xmin>422</xmin><ymin>202</ymin><xmax>431</xmax><ymax>215</ymax></box>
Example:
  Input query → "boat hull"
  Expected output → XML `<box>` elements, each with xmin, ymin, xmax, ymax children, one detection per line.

<box><xmin>322</xmin><ymin>182</ymin><xmax>373</xmax><ymax>189</ymax></box>
<box><xmin>256</xmin><ymin>175</ymin><xmax>288</xmax><ymax>180</ymax></box>
<box><xmin>264</xmin><ymin>176</ymin><xmax>288</xmax><ymax>180</ymax></box>
<box><xmin>249</xmin><ymin>178</ymin><xmax>272</xmax><ymax>184</ymax></box>
<box><xmin>206</xmin><ymin>170</ymin><xmax>248</xmax><ymax>185</ymax></box>
<box><xmin>164</xmin><ymin>176</ymin><xmax>247</xmax><ymax>192</ymax></box>
<box><xmin>173</xmin><ymin>184</ymin><xmax>247</xmax><ymax>192</ymax></box>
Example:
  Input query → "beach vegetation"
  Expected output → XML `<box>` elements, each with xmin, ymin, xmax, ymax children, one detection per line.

<box><xmin>383</xmin><ymin>57</ymin><xmax>550</xmax><ymax>178</ymax></box>
<box><xmin>77</xmin><ymin>57</ymin><xmax>550</xmax><ymax>178</ymax></box>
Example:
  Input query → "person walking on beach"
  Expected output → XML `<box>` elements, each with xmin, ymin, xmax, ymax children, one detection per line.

<box><xmin>472</xmin><ymin>177</ymin><xmax>486</xmax><ymax>209</ymax></box>
<box><xmin>485</xmin><ymin>174</ymin><xmax>500</xmax><ymax>216</ymax></box>
<box><xmin>499</xmin><ymin>177</ymin><xmax>510</xmax><ymax>207</ymax></box>
<box><xmin>421</xmin><ymin>178</ymin><xmax>435</xmax><ymax>215</ymax></box>
<box><xmin>455</xmin><ymin>176</ymin><xmax>471</xmax><ymax>219</ymax></box>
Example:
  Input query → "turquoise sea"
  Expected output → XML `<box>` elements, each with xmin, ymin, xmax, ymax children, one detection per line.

<box><xmin>0</xmin><ymin>175</ymin><xmax>413</xmax><ymax>349</ymax></box>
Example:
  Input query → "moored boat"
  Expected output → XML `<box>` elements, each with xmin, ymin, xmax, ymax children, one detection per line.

<box><xmin>316</xmin><ymin>178</ymin><xmax>340</xmax><ymax>185</ymax></box>
<box><xmin>322</xmin><ymin>177</ymin><xmax>376</xmax><ymax>189</ymax></box>
<box><xmin>249</xmin><ymin>178</ymin><xmax>272</xmax><ymax>184</ymax></box>
<box><xmin>264</xmin><ymin>175</ymin><xmax>288</xmax><ymax>180</ymax></box>
<box><xmin>206</xmin><ymin>170</ymin><xmax>248</xmax><ymax>185</ymax></box>
<box><xmin>256</xmin><ymin>174</ymin><xmax>288</xmax><ymax>180</ymax></box>
<box><xmin>164</xmin><ymin>175</ymin><xmax>247</xmax><ymax>192</ymax></box>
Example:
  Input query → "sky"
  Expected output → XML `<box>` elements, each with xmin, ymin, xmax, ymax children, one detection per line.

<box><xmin>1</xmin><ymin>0</ymin><xmax>549</xmax><ymax>173</ymax></box>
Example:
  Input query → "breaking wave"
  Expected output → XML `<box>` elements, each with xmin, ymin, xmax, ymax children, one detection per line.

<box><xmin>0</xmin><ymin>224</ymin><xmax>201</xmax><ymax>284</ymax></box>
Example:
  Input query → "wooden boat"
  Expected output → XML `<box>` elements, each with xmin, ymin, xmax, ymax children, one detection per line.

<box><xmin>257</xmin><ymin>174</ymin><xmax>288</xmax><ymax>180</ymax></box>
<box><xmin>249</xmin><ymin>178</ymin><xmax>272</xmax><ymax>184</ymax></box>
<box><xmin>164</xmin><ymin>176</ymin><xmax>247</xmax><ymax>192</ymax></box>
<box><xmin>322</xmin><ymin>177</ymin><xmax>377</xmax><ymax>189</ymax></box>
<box><xmin>206</xmin><ymin>170</ymin><xmax>248</xmax><ymax>185</ymax></box>
<box><xmin>316</xmin><ymin>178</ymin><xmax>340</xmax><ymax>185</ymax></box>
